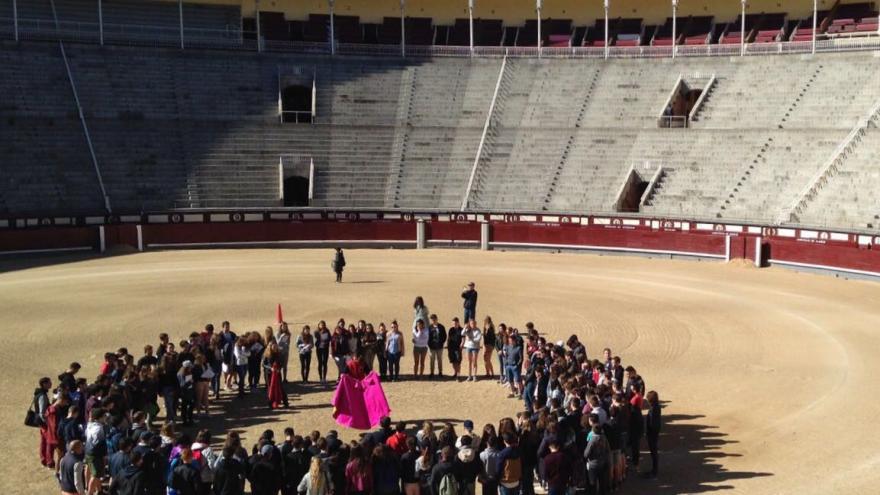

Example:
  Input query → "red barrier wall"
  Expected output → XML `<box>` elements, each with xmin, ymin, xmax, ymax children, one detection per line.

<box><xmin>769</xmin><ymin>239</ymin><xmax>880</xmax><ymax>274</ymax></box>
<box><xmin>426</xmin><ymin>221</ymin><xmax>481</xmax><ymax>243</ymax></box>
<box><xmin>144</xmin><ymin>220</ymin><xmax>416</xmax><ymax>246</ymax></box>
<box><xmin>1</xmin><ymin>213</ymin><xmax>879</xmax><ymax>278</ymax></box>
<box><xmin>491</xmin><ymin>223</ymin><xmax>727</xmax><ymax>257</ymax></box>
<box><xmin>0</xmin><ymin>226</ymin><xmax>97</xmax><ymax>252</ymax></box>
<box><xmin>105</xmin><ymin>225</ymin><xmax>139</xmax><ymax>249</ymax></box>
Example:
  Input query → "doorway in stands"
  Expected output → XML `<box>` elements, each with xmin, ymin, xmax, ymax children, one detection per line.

<box><xmin>279</xmin><ymin>155</ymin><xmax>314</xmax><ymax>207</ymax></box>
<box><xmin>283</xmin><ymin>176</ymin><xmax>310</xmax><ymax>206</ymax></box>
<box><xmin>281</xmin><ymin>85</ymin><xmax>313</xmax><ymax>123</ymax></box>
<box><xmin>657</xmin><ymin>74</ymin><xmax>715</xmax><ymax>128</ymax></box>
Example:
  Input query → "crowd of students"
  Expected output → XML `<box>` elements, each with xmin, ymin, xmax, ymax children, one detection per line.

<box><xmin>29</xmin><ymin>286</ymin><xmax>661</xmax><ymax>495</ymax></box>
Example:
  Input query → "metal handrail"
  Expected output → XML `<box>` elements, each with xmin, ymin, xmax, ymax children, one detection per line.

<box><xmin>279</xmin><ymin>110</ymin><xmax>314</xmax><ymax>124</ymax></box>
<box><xmin>461</xmin><ymin>54</ymin><xmax>506</xmax><ymax>211</ymax></box>
<box><xmin>688</xmin><ymin>74</ymin><xmax>716</xmax><ymax>122</ymax></box>
<box><xmin>3</xmin><ymin>16</ymin><xmax>880</xmax><ymax>59</ymax></box>
<box><xmin>779</xmin><ymin>103</ymin><xmax>879</xmax><ymax>223</ymax></box>
<box><xmin>45</xmin><ymin>0</ymin><xmax>111</xmax><ymax>213</ymax></box>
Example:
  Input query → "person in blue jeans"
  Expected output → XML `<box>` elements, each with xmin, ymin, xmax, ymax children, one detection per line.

<box><xmin>233</xmin><ymin>338</ymin><xmax>250</xmax><ymax>397</ymax></box>
<box><xmin>461</xmin><ymin>282</ymin><xmax>478</xmax><ymax>322</ymax></box>
<box><xmin>496</xmin><ymin>432</ymin><xmax>522</xmax><ymax>495</ymax></box>
<box><xmin>503</xmin><ymin>335</ymin><xmax>523</xmax><ymax>399</ymax></box>
<box><xmin>385</xmin><ymin>321</ymin><xmax>405</xmax><ymax>382</ymax></box>
<box><xmin>158</xmin><ymin>356</ymin><xmax>178</xmax><ymax>423</ymax></box>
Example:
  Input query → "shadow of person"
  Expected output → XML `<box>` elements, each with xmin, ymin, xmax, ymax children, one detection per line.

<box><xmin>621</xmin><ymin>413</ymin><xmax>773</xmax><ymax>494</ymax></box>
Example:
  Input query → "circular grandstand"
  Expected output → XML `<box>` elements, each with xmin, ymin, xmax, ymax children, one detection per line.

<box><xmin>3</xmin><ymin>0</ymin><xmax>880</xmax><ymax>494</ymax></box>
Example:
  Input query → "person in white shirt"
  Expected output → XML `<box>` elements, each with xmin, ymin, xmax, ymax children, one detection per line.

<box><xmin>462</xmin><ymin>319</ymin><xmax>483</xmax><ymax>382</ymax></box>
<box><xmin>233</xmin><ymin>339</ymin><xmax>250</xmax><ymax>397</ymax></box>
<box><xmin>412</xmin><ymin>319</ymin><xmax>430</xmax><ymax>378</ymax></box>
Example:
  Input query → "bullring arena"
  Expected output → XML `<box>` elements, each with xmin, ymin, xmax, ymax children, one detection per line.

<box><xmin>3</xmin><ymin>247</ymin><xmax>880</xmax><ymax>494</ymax></box>
<box><xmin>5</xmin><ymin>0</ymin><xmax>880</xmax><ymax>493</ymax></box>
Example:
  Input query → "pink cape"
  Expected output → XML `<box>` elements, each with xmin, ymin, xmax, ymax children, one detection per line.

<box><xmin>331</xmin><ymin>371</ymin><xmax>390</xmax><ymax>430</ymax></box>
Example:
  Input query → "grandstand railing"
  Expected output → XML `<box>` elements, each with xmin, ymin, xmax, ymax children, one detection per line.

<box><xmin>781</xmin><ymin>98</ymin><xmax>880</xmax><ymax>224</ymax></box>
<box><xmin>3</xmin><ymin>17</ymin><xmax>880</xmax><ymax>58</ymax></box>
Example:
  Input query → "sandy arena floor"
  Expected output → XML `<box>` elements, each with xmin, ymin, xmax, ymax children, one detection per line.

<box><xmin>1</xmin><ymin>248</ymin><xmax>879</xmax><ymax>494</ymax></box>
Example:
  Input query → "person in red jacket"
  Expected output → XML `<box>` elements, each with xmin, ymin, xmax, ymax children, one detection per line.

<box><xmin>43</xmin><ymin>392</ymin><xmax>69</xmax><ymax>470</ymax></box>
<box><xmin>385</xmin><ymin>422</ymin><xmax>409</xmax><ymax>456</ymax></box>
<box><xmin>347</xmin><ymin>353</ymin><xmax>366</xmax><ymax>380</ymax></box>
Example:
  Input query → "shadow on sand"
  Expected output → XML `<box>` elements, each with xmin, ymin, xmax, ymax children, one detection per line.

<box><xmin>165</xmin><ymin>381</ymin><xmax>772</xmax><ymax>494</ymax></box>
<box><xmin>621</xmin><ymin>413</ymin><xmax>772</xmax><ymax>494</ymax></box>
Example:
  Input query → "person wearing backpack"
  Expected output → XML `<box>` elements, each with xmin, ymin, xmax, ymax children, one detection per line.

<box><xmin>583</xmin><ymin>425</ymin><xmax>610</xmax><ymax>495</ymax></box>
<box><xmin>32</xmin><ymin>377</ymin><xmax>52</xmax><ymax>467</ymax></box>
<box><xmin>192</xmin><ymin>430</ymin><xmax>218</xmax><ymax>490</ymax></box>
<box><xmin>478</xmin><ymin>435</ymin><xmax>501</xmax><ymax>495</ymax></box>
<box><xmin>430</xmin><ymin>446</ymin><xmax>460</xmax><ymax>495</ymax></box>
<box><xmin>495</xmin><ymin>433</ymin><xmax>521</xmax><ymax>495</ymax></box>
<box><xmin>456</xmin><ymin>435</ymin><xmax>482</xmax><ymax>495</ymax></box>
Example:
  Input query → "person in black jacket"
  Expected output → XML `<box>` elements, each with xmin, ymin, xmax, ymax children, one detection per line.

<box><xmin>213</xmin><ymin>446</ymin><xmax>246</xmax><ymax>495</ymax></box>
<box><xmin>332</xmin><ymin>248</ymin><xmax>346</xmax><ymax>283</ymax></box>
<box><xmin>283</xmin><ymin>436</ymin><xmax>310</xmax><ymax>495</ymax></box>
<box><xmin>170</xmin><ymin>448</ymin><xmax>202</xmax><ymax>495</ymax></box>
<box><xmin>644</xmin><ymin>390</ymin><xmax>662</xmax><ymax>478</ymax></box>
<box><xmin>628</xmin><ymin>394</ymin><xmax>644</xmax><ymax>471</ymax></box>
<box><xmin>430</xmin><ymin>447</ymin><xmax>459</xmax><ymax>495</ymax></box>
<box><xmin>446</xmin><ymin>318</ymin><xmax>464</xmax><ymax>379</ymax></box>
<box><xmin>249</xmin><ymin>444</ymin><xmax>282</xmax><ymax>495</ymax></box>
<box><xmin>427</xmin><ymin>314</ymin><xmax>447</xmax><ymax>379</ymax></box>
<box><xmin>455</xmin><ymin>436</ymin><xmax>482</xmax><ymax>495</ymax></box>
<box><xmin>59</xmin><ymin>440</ymin><xmax>86</xmax><ymax>495</ymax></box>
<box><xmin>461</xmin><ymin>282</ymin><xmax>478</xmax><ymax>323</ymax></box>
<box><xmin>111</xmin><ymin>450</ymin><xmax>149</xmax><ymax>495</ymax></box>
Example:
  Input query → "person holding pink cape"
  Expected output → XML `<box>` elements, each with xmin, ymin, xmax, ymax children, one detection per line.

<box><xmin>331</xmin><ymin>368</ymin><xmax>391</xmax><ymax>430</ymax></box>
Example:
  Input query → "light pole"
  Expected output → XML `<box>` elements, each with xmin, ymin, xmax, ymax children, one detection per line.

<box><xmin>256</xmin><ymin>0</ymin><xmax>262</xmax><ymax>52</ymax></box>
<box><xmin>740</xmin><ymin>0</ymin><xmax>746</xmax><ymax>56</ymax></box>
<box><xmin>536</xmin><ymin>0</ymin><xmax>543</xmax><ymax>57</ymax></box>
<box><xmin>468</xmin><ymin>0</ymin><xmax>475</xmax><ymax>55</ymax></box>
<box><xmin>811</xmin><ymin>0</ymin><xmax>818</xmax><ymax>54</ymax></box>
<box><xmin>12</xmin><ymin>0</ymin><xmax>17</xmax><ymax>42</ymax></box>
<box><xmin>604</xmin><ymin>0</ymin><xmax>609</xmax><ymax>59</ymax></box>
<box><xmin>400</xmin><ymin>0</ymin><xmax>406</xmax><ymax>57</ymax></box>
<box><xmin>329</xmin><ymin>0</ymin><xmax>336</xmax><ymax>55</ymax></box>
<box><xmin>178</xmin><ymin>0</ymin><xmax>184</xmax><ymax>49</ymax></box>
<box><xmin>98</xmin><ymin>0</ymin><xmax>104</xmax><ymax>46</ymax></box>
<box><xmin>671</xmin><ymin>0</ymin><xmax>678</xmax><ymax>58</ymax></box>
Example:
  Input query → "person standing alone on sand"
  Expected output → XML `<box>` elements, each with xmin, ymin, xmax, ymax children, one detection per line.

<box><xmin>332</xmin><ymin>248</ymin><xmax>346</xmax><ymax>283</ymax></box>
<box><xmin>462</xmin><ymin>282</ymin><xmax>478</xmax><ymax>322</ymax></box>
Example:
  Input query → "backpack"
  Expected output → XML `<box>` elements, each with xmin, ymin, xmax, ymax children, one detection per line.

<box><xmin>438</xmin><ymin>473</ymin><xmax>460</xmax><ymax>495</ymax></box>
<box><xmin>24</xmin><ymin>392</ymin><xmax>45</xmax><ymax>428</ymax></box>
<box><xmin>197</xmin><ymin>448</ymin><xmax>215</xmax><ymax>483</ymax></box>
